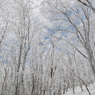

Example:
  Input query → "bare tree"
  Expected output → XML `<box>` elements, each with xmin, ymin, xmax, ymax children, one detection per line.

<box><xmin>41</xmin><ymin>0</ymin><xmax>95</xmax><ymax>76</ymax></box>
<box><xmin>77</xmin><ymin>0</ymin><xmax>95</xmax><ymax>13</ymax></box>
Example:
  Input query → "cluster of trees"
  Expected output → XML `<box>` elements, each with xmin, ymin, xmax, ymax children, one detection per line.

<box><xmin>0</xmin><ymin>0</ymin><xmax>95</xmax><ymax>95</ymax></box>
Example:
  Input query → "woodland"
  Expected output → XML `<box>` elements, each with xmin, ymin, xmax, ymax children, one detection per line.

<box><xmin>0</xmin><ymin>0</ymin><xmax>95</xmax><ymax>95</ymax></box>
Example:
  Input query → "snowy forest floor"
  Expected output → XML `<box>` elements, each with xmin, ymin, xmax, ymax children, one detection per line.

<box><xmin>64</xmin><ymin>83</ymin><xmax>95</xmax><ymax>95</ymax></box>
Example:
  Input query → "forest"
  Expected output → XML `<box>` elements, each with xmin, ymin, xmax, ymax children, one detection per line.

<box><xmin>0</xmin><ymin>0</ymin><xmax>95</xmax><ymax>95</ymax></box>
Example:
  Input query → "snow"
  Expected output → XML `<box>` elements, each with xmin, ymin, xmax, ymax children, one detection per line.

<box><xmin>64</xmin><ymin>83</ymin><xmax>95</xmax><ymax>95</ymax></box>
